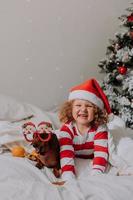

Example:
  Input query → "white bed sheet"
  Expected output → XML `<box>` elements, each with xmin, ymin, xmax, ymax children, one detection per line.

<box><xmin>1</xmin><ymin>154</ymin><xmax>133</xmax><ymax>200</ymax></box>
<box><xmin>0</xmin><ymin>100</ymin><xmax>133</xmax><ymax>200</ymax></box>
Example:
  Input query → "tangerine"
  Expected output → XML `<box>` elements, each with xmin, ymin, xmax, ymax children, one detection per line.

<box><xmin>11</xmin><ymin>146</ymin><xmax>25</xmax><ymax>157</ymax></box>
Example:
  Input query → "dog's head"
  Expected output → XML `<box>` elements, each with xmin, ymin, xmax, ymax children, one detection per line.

<box><xmin>32</xmin><ymin>133</ymin><xmax>51</xmax><ymax>155</ymax></box>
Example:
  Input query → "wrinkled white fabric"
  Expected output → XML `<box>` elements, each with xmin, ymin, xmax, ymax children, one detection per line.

<box><xmin>1</xmin><ymin>155</ymin><xmax>133</xmax><ymax>200</ymax></box>
<box><xmin>0</xmin><ymin>109</ymin><xmax>133</xmax><ymax>200</ymax></box>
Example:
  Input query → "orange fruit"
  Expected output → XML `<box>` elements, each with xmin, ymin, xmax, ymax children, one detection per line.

<box><xmin>11</xmin><ymin>146</ymin><xmax>25</xmax><ymax>157</ymax></box>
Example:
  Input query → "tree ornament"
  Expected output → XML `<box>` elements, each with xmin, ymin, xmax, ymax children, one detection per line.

<box><xmin>127</xmin><ymin>14</ymin><xmax>133</xmax><ymax>22</ymax></box>
<box><xmin>118</xmin><ymin>66</ymin><xmax>127</xmax><ymax>75</ymax></box>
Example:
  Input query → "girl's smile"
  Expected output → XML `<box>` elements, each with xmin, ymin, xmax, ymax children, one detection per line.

<box><xmin>72</xmin><ymin>99</ymin><xmax>95</xmax><ymax>134</ymax></box>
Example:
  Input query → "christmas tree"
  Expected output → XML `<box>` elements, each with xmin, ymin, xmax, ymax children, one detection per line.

<box><xmin>98</xmin><ymin>4</ymin><xmax>133</xmax><ymax>129</ymax></box>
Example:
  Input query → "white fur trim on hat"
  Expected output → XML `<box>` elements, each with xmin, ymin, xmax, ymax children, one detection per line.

<box><xmin>68</xmin><ymin>90</ymin><xmax>104</xmax><ymax>109</ymax></box>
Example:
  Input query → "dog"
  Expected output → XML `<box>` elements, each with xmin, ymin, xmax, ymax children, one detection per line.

<box><xmin>22</xmin><ymin>121</ymin><xmax>61</xmax><ymax>178</ymax></box>
<box><xmin>32</xmin><ymin>132</ymin><xmax>61</xmax><ymax>177</ymax></box>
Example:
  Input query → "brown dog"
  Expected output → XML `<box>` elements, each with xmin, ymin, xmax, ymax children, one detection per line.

<box><xmin>22</xmin><ymin>122</ymin><xmax>61</xmax><ymax>178</ymax></box>
<box><xmin>31</xmin><ymin>132</ymin><xmax>61</xmax><ymax>178</ymax></box>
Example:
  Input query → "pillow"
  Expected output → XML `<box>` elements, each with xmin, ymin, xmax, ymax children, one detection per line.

<box><xmin>107</xmin><ymin>115</ymin><xmax>125</xmax><ymax>130</ymax></box>
<box><xmin>117</xmin><ymin>136</ymin><xmax>133</xmax><ymax>166</ymax></box>
<box><xmin>45</xmin><ymin>111</ymin><xmax>60</xmax><ymax>129</ymax></box>
<box><xmin>0</xmin><ymin>94</ymin><xmax>57</xmax><ymax>149</ymax></box>
<box><xmin>0</xmin><ymin>94</ymin><xmax>33</xmax><ymax>121</ymax></box>
<box><xmin>0</xmin><ymin>121</ymin><xmax>22</xmax><ymax>145</ymax></box>
<box><xmin>18</xmin><ymin>104</ymin><xmax>60</xmax><ymax>130</ymax></box>
<box><xmin>0</xmin><ymin>94</ymin><xmax>55</xmax><ymax>125</ymax></box>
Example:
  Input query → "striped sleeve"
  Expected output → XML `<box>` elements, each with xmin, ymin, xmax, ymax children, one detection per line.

<box><xmin>93</xmin><ymin>124</ymin><xmax>109</xmax><ymax>172</ymax></box>
<box><xmin>59</xmin><ymin>124</ymin><xmax>76</xmax><ymax>180</ymax></box>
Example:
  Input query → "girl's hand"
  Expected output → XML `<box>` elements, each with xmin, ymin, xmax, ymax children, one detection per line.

<box><xmin>52</xmin><ymin>181</ymin><xmax>65</xmax><ymax>186</ymax></box>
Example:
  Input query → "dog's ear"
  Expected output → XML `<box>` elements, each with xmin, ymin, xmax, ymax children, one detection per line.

<box><xmin>49</xmin><ymin>134</ymin><xmax>60</xmax><ymax>150</ymax></box>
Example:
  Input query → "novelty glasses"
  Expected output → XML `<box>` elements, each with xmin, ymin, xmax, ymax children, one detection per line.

<box><xmin>22</xmin><ymin>121</ymin><xmax>53</xmax><ymax>143</ymax></box>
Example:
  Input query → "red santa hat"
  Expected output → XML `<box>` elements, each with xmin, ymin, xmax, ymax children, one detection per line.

<box><xmin>68</xmin><ymin>78</ymin><xmax>113</xmax><ymax>119</ymax></box>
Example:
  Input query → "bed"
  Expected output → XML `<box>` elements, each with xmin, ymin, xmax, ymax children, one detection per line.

<box><xmin>0</xmin><ymin>94</ymin><xmax>133</xmax><ymax>200</ymax></box>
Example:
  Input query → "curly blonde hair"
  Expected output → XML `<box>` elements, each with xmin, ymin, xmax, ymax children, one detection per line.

<box><xmin>58</xmin><ymin>100</ymin><xmax>108</xmax><ymax>126</ymax></box>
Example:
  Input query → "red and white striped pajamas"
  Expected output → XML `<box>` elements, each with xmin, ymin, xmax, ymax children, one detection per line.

<box><xmin>59</xmin><ymin>121</ymin><xmax>109</xmax><ymax>180</ymax></box>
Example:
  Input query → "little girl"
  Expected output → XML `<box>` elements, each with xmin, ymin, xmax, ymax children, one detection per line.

<box><xmin>58</xmin><ymin>78</ymin><xmax>113</xmax><ymax>181</ymax></box>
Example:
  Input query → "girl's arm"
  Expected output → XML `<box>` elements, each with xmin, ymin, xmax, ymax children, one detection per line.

<box><xmin>59</xmin><ymin>125</ymin><xmax>76</xmax><ymax>181</ymax></box>
<box><xmin>93</xmin><ymin>124</ymin><xmax>108</xmax><ymax>173</ymax></box>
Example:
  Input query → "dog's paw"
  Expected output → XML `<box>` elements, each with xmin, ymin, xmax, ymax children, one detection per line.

<box><xmin>36</xmin><ymin>162</ymin><xmax>44</xmax><ymax>169</ymax></box>
<box><xmin>53</xmin><ymin>168</ymin><xmax>61</xmax><ymax>178</ymax></box>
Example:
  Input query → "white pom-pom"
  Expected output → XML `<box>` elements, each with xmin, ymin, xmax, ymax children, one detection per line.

<box><xmin>117</xmin><ymin>137</ymin><xmax>133</xmax><ymax>166</ymax></box>
<box><xmin>107</xmin><ymin>115</ymin><xmax>125</xmax><ymax>130</ymax></box>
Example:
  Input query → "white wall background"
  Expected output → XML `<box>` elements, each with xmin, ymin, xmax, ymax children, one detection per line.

<box><xmin>0</xmin><ymin>0</ymin><xmax>131</xmax><ymax>110</ymax></box>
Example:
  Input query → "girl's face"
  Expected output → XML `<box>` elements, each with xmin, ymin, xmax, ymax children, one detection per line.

<box><xmin>72</xmin><ymin>99</ymin><xmax>95</xmax><ymax>126</ymax></box>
